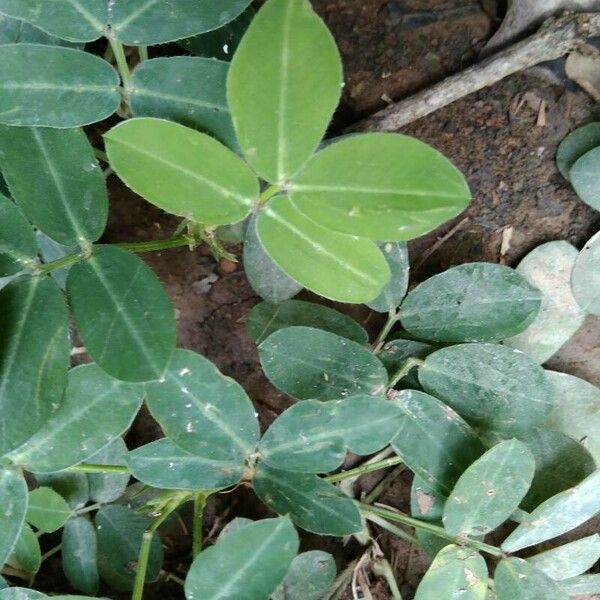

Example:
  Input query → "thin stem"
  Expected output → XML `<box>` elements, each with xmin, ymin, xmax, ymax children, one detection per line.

<box><xmin>365</xmin><ymin>513</ymin><xmax>418</xmax><ymax>545</ymax></box>
<box><xmin>40</xmin><ymin>544</ymin><xmax>61</xmax><ymax>562</ymax></box>
<box><xmin>388</xmin><ymin>357</ymin><xmax>425</xmax><ymax>389</ymax></box>
<box><xmin>363</xmin><ymin>465</ymin><xmax>405</xmax><ymax>505</ymax></box>
<box><xmin>132</xmin><ymin>531</ymin><xmax>153</xmax><ymax>600</ymax></box>
<box><xmin>372</xmin><ymin>310</ymin><xmax>400</xmax><ymax>354</ymax></box>
<box><xmin>361</xmin><ymin>504</ymin><xmax>504</xmax><ymax>558</ymax></box>
<box><xmin>74</xmin><ymin>502</ymin><xmax>103</xmax><ymax>516</ymax></box>
<box><xmin>258</xmin><ymin>184</ymin><xmax>281</xmax><ymax>205</ymax></box>
<box><xmin>192</xmin><ymin>494</ymin><xmax>206</xmax><ymax>558</ymax></box>
<box><xmin>115</xmin><ymin>235</ymin><xmax>194</xmax><ymax>254</ymax></box>
<box><xmin>69</xmin><ymin>463</ymin><xmax>129</xmax><ymax>474</ymax></box>
<box><xmin>138</xmin><ymin>45</ymin><xmax>149</xmax><ymax>62</ymax></box>
<box><xmin>108</xmin><ymin>37</ymin><xmax>133</xmax><ymax>92</ymax></box>
<box><xmin>35</xmin><ymin>251</ymin><xmax>87</xmax><ymax>276</ymax></box>
<box><xmin>94</xmin><ymin>148</ymin><xmax>109</xmax><ymax>163</ymax></box>
<box><xmin>325</xmin><ymin>456</ymin><xmax>404</xmax><ymax>484</ymax></box>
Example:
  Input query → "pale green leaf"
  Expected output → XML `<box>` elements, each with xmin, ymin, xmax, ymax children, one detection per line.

<box><xmin>0</xmin><ymin>467</ymin><xmax>27</xmax><ymax>568</ymax></box>
<box><xmin>419</xmin><ymin>343</ymin><xmax>554</xmax><ymax>435</ymax></box>
<box><xmin>0</xmin><ymin>193</ymin><xmax>37</xmax><ymax>276</ymax></box>
<box><xmin>443</xmin><ymin>440</ymin><xmax>535</xmax><ymax>536</ymax></box>
<box><xmin>259</xmin><ymin>326</ymin><xmax>388</xmax><ymax>401</ymax></box>
<box><xmin>271</xmin><ymin>550</ymin><xmax>336</xmax><ymax>600</ymax></box>
<box><xmin>504</xmin><ymin>242</ymin><xmax>585</xmax><ymax>362</ymax></box>
<box><xmin>556</xmin><ymin>122</ymin><xmax>600</xmax><ymax>179</ymax></box>
<box><xmin>35</xmin><ymin>472</ymin><xmax>89</xmax><ymax>509</ymax></box>
<box><xmin>570</xmin><ymin>147</ymin><xmax>600</xmax><ymax>211</ymax></box>
<box><xmin>367</xmin><ymin>242</ymin><xmax>409</xmax><ymax>312</ymax></box>
<box><xmin>62</xmin><ymin>517</ymin><xmax>99</xmax><ymax>596</ymax></box>
<box><xmin>291</xmin><ymin>134</ymin><xmax>470</xmax><ymax>240</ymax></box>
<box><xmin>105</xmin><ymin>118</ymin><xmax>258</xmax><ymax>226</ymax></box>
<box><xmin>560</xmin><ymin>574</ymin><xmax>600</xmax><ymax>595</ymax></box>
<box><xmin>400</xmin><ymin>263</ymin><xmax>541</xmax><ymax>342</ymax></box>
<box><xmin>494</xmin><ymin>558</ymin><xmax>568</xmax><ymax>600</ymax></box>
<box><xmin>571</xmin><ymin>230</ymin><xmax>600</xmax><ymax>315</ymax></box>
<box><xmin>67</xmin><ymin>246</ymin><xmax>176</xmax><ymax>382</ymax></box>
<box><xmin>247</xmin><ymin>299</ymin><xmax>368</xmax><ymax>345</ymax></box>
<box><xmin>257</xmin><ymin>195</ymin><xmax>390</xmax><ymax>303</ymax></box>
<box><xmin>130</xmin><ymin>57</ymin><xmax>237</xmax><ymax>150</ymax></box>
<box><xmin>87</xmin><ymin>438</ymin><xmax>129</xmax><ymax>504</ymax></box>
<box><xmin>11</xmin><ymin>523</ymin><xmax>40</xmax><ymax>573</ymax></box>
<box><xmin>391</xmin><ymin>390</ymin><xmax>485</xmax><ymax>495</ymax></box>
<box><xmin>26</xmin><ymin>487</ymin><xmax>70</xmax><ymax>533</ymax></box>
<box><xmin>0</xmin><ymin>126</ymin><xmax>108</xmax><ymax>247</ymax></box>
<box><xmin>145</xmin><ymin>349</ymin><xmax>260</xmax><ymax>460</ymax></box>
<box><xmin>253</xmin><ymin>464</ymin><xmax>362</xmax><ymax>535</ymax></box>
<box><xmin>414</xmin><ymin>545</ymin><xmax>488</xmax><ymax>600</ymax></box>
<box><xmin>502</xmin><ymin>470</ymin><xmax>600</xmax><ymax>552</ymax></box>
<box><xmin>227</xmin><ymin>0</ymin><xmax>342</xmax><ymax>183</ymax></box>
<box><xmin>185</xmin><ymin>517</ymin><xmax>298</xmax><ymax>600</ymax></box>
<box><xmin>0</xmin><ymin>589</ymin><xmax>47</xmax><ymax>600</ymax></box>
<box><xmin>128</xmin><ymin>438</ymin><xmax>244</xmax><ymax>491</ymax></box>
<box><xmin>218</xmin><ymin>517</ymin><xmax>254</xmax><ymax>540</ymax></box>
<box><xmin>96</xmin><ymin>505</ymin><xmax>163</xmax><ymax>592</ymax></box>
<box><xmin>0</xmin><ymin>44</ymin><xmax>119</xmax><ymax>127</ymax></box>
<box><xmin>10</xmin><ymin>364</ymin><xmax>143</xmax><ymax>473</ymax></box>
<box><xmin>0</xmin><ymin>275</ymin><xmax>69</xmax><ymax>455</ymax></box>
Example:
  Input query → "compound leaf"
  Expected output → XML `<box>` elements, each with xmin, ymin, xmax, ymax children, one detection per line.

<box><xmin>87</xmin><ymin>438</ymin><xmax>129</xmax><ymax>504</ymax></box>
<box><xmin>0</xmin><ymin>193</ymin><xmax>37</xmax><ymax>276</ymax></box>
<box><xmin>556</xmin><ymin>122</ymin><xmax>600</xmax><ymax>179</ymax></box>
<box><xmin>0</xmin><ymin>467</ymin><xmax>27</xmax><ymax>568</ymax></box>
<box><xmin>366</xmin><ymin>242</ymin><xmax>409</xmax><ymax>312</ymax></box>
<box><xmin>67</xmin><ymin>245</ymin><xmax>176</xmax><ymax>382</ymax></box>
<box><xmin>494</xmin><ymin>558</ymin><xmax>568</xmax><ymax>600</ymax></box>
<box><xmin>62</xmin><ymin>517</ymin><xmax>99</xmax><ymax>596</ymax></box>
<box><xmin>185</xmin><ymin>517</ymin><xmax>298</xmax><ymax>600</ymax></box>
<box><xmin>570</xmin><ymin>146</ymin><xmax>600</xmax><ymax>211</ymax></box>
<box><xmin>0</xmin><ymin>126</ymin><xmax>108</xmax><ymax>247</ymax></box>
<box><xmin>105</xmin><ymin>118</ymin><xmax>258</xmax><ymax>226</ymax></box>
<box><xmin>400</xmin><ymin>263</ymin><xmax>541</xmax><ymax>343</ymax></box>
<box><xmin>26</xmin><ymin>487</ymin><xmax>70</xmax><ymax>533</ymax></box>
<box><xmin>271</xmin><ymin>550</ymin><xmax>336</xmax><ymax>600</ymax></box>
<box><xmin>571</xmin><ymin>230</ymin><xmax>600</xmax><ymax>315</ymax></box>
<box><xmin>259</xmin><ymin>326</ymin><xmax>388</xmax><ymax>401</ymax></box>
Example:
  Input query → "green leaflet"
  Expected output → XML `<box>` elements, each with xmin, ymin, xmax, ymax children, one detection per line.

<box><xmin>26</xmin><ymin>487</ymin><xmax>70</xmax><ymax>533</ymax></box>
<box><xmin>410</xmin><ymin>477</ymin><xmax>451</xmax><ymax>557</ymax></box>
<box><xmin>419</xmin><ymin>343</ymin><xmax>554</xmax><ymax>435</ymax></box>
<box><xmin>10</xmin><ymin>364</ymin><xmax>143</xmax><ymax>473</ymax></box>
<box><xmin>130</xmin><ymin>57</ymin><xmax>237</xmax><ymax>150</ymax></box>
<box><xmin>62</xmin><ymin>517</ymin><xmax>99</xmax><ymax>596</ymax></box>
<box><xmin>527</xmin><ymin>534</ymin><xmax>600</xmax><ymax>581</ymax></box>
<box><xmin>243</xmin><ymin>214</ymin><xmax>302</xmax><ymax>303</ymax></box>
<box><xmin>257</xmin><ymin>195</ymin><xmax>390</xmax><ymax>303</ymax></box>
<box><xmin>571</xmin><ymin>230</ymin><xmax>600</xmax><ymax>315</ymax></box>
<box><xmin>227</xmin><ymin>0</ymin><xmax>342</xmax><ymax>183</ymax></box>
<box><xmin>128</xmin><ymin>438</ymin><xmax>244</xmax><ymax>491</ymax></box>
<box><xmin>35</xmin><ymin>472</ymin><xmax>89</xmax><ymax>509</ymax></box>
<box><xmin>185</xmin><ymin>517</ymin><xmax>298</xmax><ymax>600</ymax></box>
<box><xmin>105</xmin><ymin>118</ymin><xmax>258</xmax><ymax>226</ymax></box>
<box><xmin>544</xmin><ymin>371</ymin><xmax>600</xmax><ymax>463</ymax></box>
<box><xmin>502</xmin><ymin>469</ymin><xmax>600</xmax><ymax>552</ymax></box>
<box><xmin>259</xmin><ymin>396</ymin><xmax>403</xmax><ymax>473</ymax></box>
<box><xmin>247</xmin><ymin>299</ymin><xmax>368</xmax><ymax>345</ymax></box>
<box><xmin>0</xmin><ymin>467</ymin><xmax>27</xmax><ymax>568</ymax></box>
<box><xmin>504</xmin><ymin>241</ymin><xmax>585</xmax><ymax>362</ymax></box>
<box><xmin>0</xmin><ymin>275</ymin><xmax>69</xmax><ymax>455</ymax></box>
<box><xmin>67</xmin><ymin>245</ymin><xmax>176</xmax><ymax>382</ymax></box>
<box><xmin>145</xmin><ymin>349</ymin><xmax>260</xmax><ymax>460</ymax></box>
<box><xmin>0</xmin><ymin>192</ymin><xmax>38</xmax><ymax>276</ymax></box>
<box><xmin>0</xmin><ymin>126</ymin><xmax>108</xmax><ymax>247</ymax></box>
<box><xmin>96</xmin><ymin>505</ymin><xmax>163</xmax><ymax>592</ymax></box>
<box><xmin>271</xmin><ymin>550</ymin><xmax>336</xmax><ymax>600</ymax></box>
<box><xmin>253</xmin><ymin>464</ymin><xmax>362</xmax><ymax>536</ymax></box>
<box><xmin>559</xmin><ymin>574</ymin><xmax>600</xmax><ymax>595</ymax></box>
<box><xmin>442</xmin><ymin>440</ymin><xmax>535</xmax><ymax>536</ymax></box>
<box><xmin>414</xmin><ymin>545</ymin><xmax>488</xmax><ymax>600</ymax></box>
<box><xmin>367</xmin><ymin>242</ymin><xmax>409</xmax><ymax>312</ymax></box>
<box><xmin>390</xmin><ymin>390</ymin><xmax>485</xmax><ymax>495</ymax></box>
<box><xmin>291</xmin><ymin>134</ymin><xmax>471</xmax><ymax>240</ymax></box>
<box><xmin>570</xmin><ymin>146</ymin><xmax>600</xmax><ymax>211</ymax></box>
<box><xmin>0</xmin><ymin>44</ymin><xmax>119</xmax><ymax>127</ymax></box>
<box><xmin>0</xmin><ymin>14</ymin><xmax>82</xmax><ymax>47</ymax></box>
<box><xmin>11</xmin><ymin>523</ymin><xmax>41</xmax><ymax>574</ymax></box>
<box><xmin>87</xmin><ymin>438</ymin><xmax>129</xmax><ymax>504</ymax></box>
<box><xmin>400</xmin><ymin>263</ymin><xmax>541</xmax><ymax>343</ymax></box>
<box><xmin>259</xmin><ymin>326</ymin><xmax>388</xmax><ymax>401</ymax></box>
<box><xmin>556</xmin><ymin>122</ymin><xmax>600</xmax><ymax>179</ymax></box>
<box><xmin>494</xmin><ymin>558</ymin><xmax>568</xmax><ymax>600</ymax></box>
<box><xmin>518</xmin><ymin>429</ymin><xmax>595</xmax><ymax>512</ymax></box>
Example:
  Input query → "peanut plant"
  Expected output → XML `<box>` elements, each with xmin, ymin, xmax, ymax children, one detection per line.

<box><xmin>0</xmin><ymin>1</ymin><xmax>598</xmax><ymax>600</ymax></box>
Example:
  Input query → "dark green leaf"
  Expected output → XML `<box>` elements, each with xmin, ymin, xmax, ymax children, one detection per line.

<box><xmin>248</xmin><ymin>300</ymin><xmax>368</xmax><ymax>345</ymax></box>
<box><xmin>145</xmin><ymin>349</ymin><xmax>260</xmax><ymax>460</ymax></box>
<box><xmin>35</xmin><ymin>472</ymin><xmax>89</xmax><ymax>509</ymax></box>
<box><xmin>291</xmin><ymin>134</ymin><xmax>470</xmax><ymax>241</ymax></box>
<box><xmin>0</xmin><ymin>467</ymin><xmax>27</xmax><ymax>568</ymax></box>
<box><xmin>26</xmin><ymin>487</ymin><xmax>70</xmax><ymax>533</ymax></box>
<box><xmin>259</xmin><ymin>326</ymin><xmax>388</xmax><ymax>401</ymax></box>
<box><xmin>10</xmin><ymin>364</ymin><xmax>143</xmax><ymax>473</ymax></box>
<box><xmin>271</xmin><ymin>550</ymin><xmax>336</xmax><ymax>600</ymax></box>
<box><xmin>400</xmin><ymin>263</ymin><xmax>541</xmax><ymax>342</ymax></box>
<box><xmin>105</xmin><ymin>118</ymin><xmax>258</xmax><ymax>226</ymax></box>
<box><xmin>11</xmin><ymin>523</ymin><xmax>40</xmax><ymax>573</ymax></box>
<box><xmin>419</xmin><ymin>343</ymin><xmax>554</xmax><ymax>435</ymax></box>
<box><xmin>96</xmin><ymin>505</ymin><xmax>163</xmax><ymax>592</ymax></box>
<box><xmin>0</xmin><ymin>14</ymin><xmax>82</xmax><ymax>47</ymax></box>
<box><xmin>185</xmin><ymin>517</ymin><xmax>298</xmax><ymax>600</ymax></box>
<box><xmin>253</xmin><ymin>464</ymin><xmax>362</xmax><ymax>535</ymax></box>
<box><xmin>570</xmin><ymin>146</ymin><xmax>600</xmax><ymax>211</ymax></box>
<box><xmin>0</xmin><ymin>126</ymin><xmax>108</xmax><ymax>247</ymax></box>
<box><xmin>556</xmin><ymin>122</ymin><xmax>600</xmax><ymax>179</ymax></box>
<box><xmin>87</xmin><ymin>438</ymin><xmax>130</xmax><ymax>504</ymax></box>
<box><xmin>0</xmin><ymin>45</ymin><xmax>119</xmax><ymax>127</ymax></box>
<box><xmin>130</xmin><ymin>57</ymin><xmax>237</xmax><ymax>150</ymax></box>
<box><xmin>367</xmin><ymin>242</ymin><xmax>409</xmax><ymax>312</ymax></box>
<box><xmin>62</xmin><ymin>517</ymin><xmax>99</xmax><ymax>596</ymax></box>
<box><xmin>571</xmin><ymin>230</ymin><xmax>600</xmax><ymax>315</ymax></box>
<box><xmin>494</xmin><ymin>558</ymin><xmax>568</xmax><ymax>600</ymax></box>
<box><xmin>67</xmin><ymin>246</ymin><xmax>176</xmax><ymax>382</ymax></box>
<box><xmin>0</xmin><ymin>275</ymin><xmax>69</xmax><ymax>455</ymax></box>
<box><xmin>227</xmin><ymin>0</ymin><xmax>342</xmax><ymax>183</ymax></box>
<box><xmin>391</xmin><ymin>390</ymin><xmax>485</xmax><ymax>495</ymax></box>
<box><xmin>443</xmin><ymin>440</ymin><xmax>535</xmax><ymax>536</ymax></box>
<box><xmin>128</xmin><ymin>438</ymin><xmax>244</xmax><ymax>491</ymax></box>
<box><xmin>0</xmin><ymin>192</ymin><xmax>37</xmax><ymax>276</ymax></box>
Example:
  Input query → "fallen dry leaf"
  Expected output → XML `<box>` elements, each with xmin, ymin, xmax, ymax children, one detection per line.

<box><xmin>566</xmin><ymin>43</ymin><xmax>600</xmax><ymax>101</ymax></box>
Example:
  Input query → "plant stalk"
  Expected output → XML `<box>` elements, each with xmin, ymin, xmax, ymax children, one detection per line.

<box><xmin>108</xmin><ymin>37</ymin><xmax>133</xmax><ymax>92</ymax></box>
<box><xmin>372</xmin><ymin>309</ymin><xmax>400</xmax><ymax>354</ymax></box>
<box><xmin>69</xmin><ymin>463</ymin><xmax>129</xmax><ymax>474</ymax></box>
<box><xmin>325</xmin><ymin>456</ymin><xmax>404</xmax><ymax>484</ymax></box>
<box><xmin>388</xmin><ymin>357</ymin><xmax>425</xmax><ymax>389</ymax></box>
<box><xmin>138</xmin><ymin>45</ymin><xmax>149</xmax><ymax>62</ymax></box>
<box><xmin>192</xmin><ymin>494</ymin><xmax>207</xmax><ymax>558</ymax></box>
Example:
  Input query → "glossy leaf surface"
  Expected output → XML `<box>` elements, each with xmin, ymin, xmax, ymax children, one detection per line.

<box><xmin>367</xmin><ymin>241</ymin><xmax>409</xmax><ymax>312</ymax></box>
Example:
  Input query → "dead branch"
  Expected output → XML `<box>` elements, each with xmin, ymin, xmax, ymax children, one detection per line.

<box><xmin>349</xmin><ymin>12</ymin><xmax>600</xmax><ymax>133</ymax></box>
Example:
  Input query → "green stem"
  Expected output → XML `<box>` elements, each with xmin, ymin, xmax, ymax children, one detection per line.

<box><xmin>325</xmin><ymin>456</ymin><xmax>404</xmax><ymax>484</ymax></box>
<box><xmin>258</xmin><ymin>184</ymin><xmax>281</xmax><ymax>205</ymax></box>
<box><xmin>361</xmin><ymin>504</ymin><xmax>504</xmax><ymax>558</ymax></box>
<box><xmin>74</xmin><ymin>502</ymin><xmax>103</xmax><ymax>516</ymax></box>
<box><xmin>372</xmin><ymin>555</ymin><xmax>403</xmax><ymax>600</ymax></box>
<box><xmin>372</xmin><ymin>309</ymin><xmax>400</xmax><ymax>354</ymax></box>
<box><xmin>192</xmin><ymin>494</ymin><xmax>206</xmax><ymax>558</ymax></box>
<box><xmin>40</xmin><ymin>544</ymin><xmax>61</xmax><ymax>562</ymax></box>
<box><xmin>365</xmin><ymin>513</ymin><xmax>418</xmax><ymax>545</ymax></box>
<box><xmin>138</xmin><ymin>45</ymin><xmax>149</xmax><ymax>62</ymax></box>
<box><xmin>363</xmin><ymin>465</ymin><xmax>405</xmax><ymax>505</ymax></box>
<box><xmin>69</xmin><ymin>463</ymin><xmax>129</xmax><ymax>474</ymax></box>
<box><xmin>108</xmin><ymin>37</ymin><xmax>133</xmax><ymax>92</ymax></box>
<box><xmin>34</xmin><ymin>251</ymin><xmax>87</xmax><ymax>276</ymax></box>
<box><xmin>94</xmin><ymin>148</ymin><xmax>109</xmax><ymax>163</ymax></box>
<box><xmin>388</xmin><ymin>357</ymin><xmax>425</xmax><ymax>389</ymax></box>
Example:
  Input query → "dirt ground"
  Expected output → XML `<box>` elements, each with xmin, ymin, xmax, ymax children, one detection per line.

<box><xmin>36</xmin><ymin>1</ymin><xmax>600</xmax><ymax>598</ymax></box>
